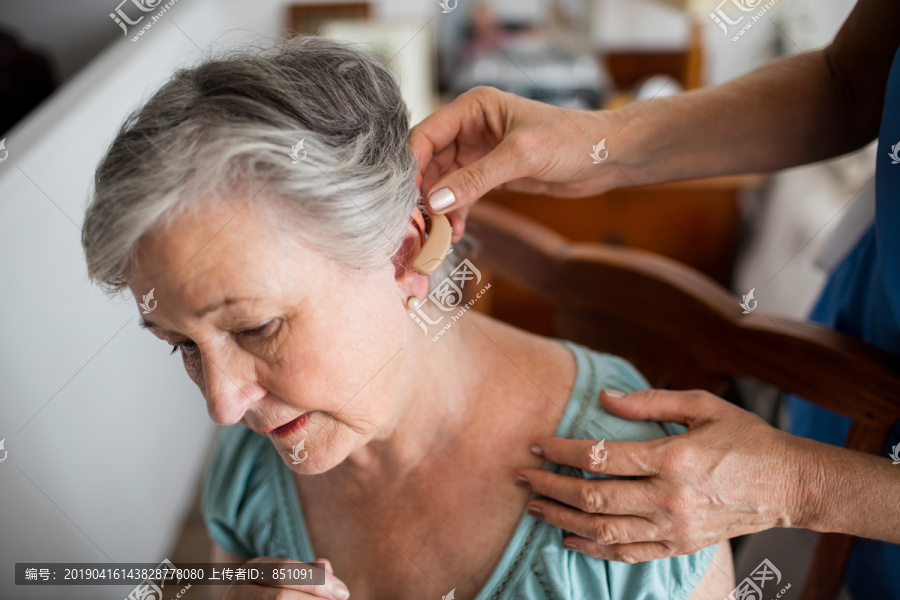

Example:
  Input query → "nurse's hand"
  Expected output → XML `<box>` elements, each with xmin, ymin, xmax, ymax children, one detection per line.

<box><xmin>224</xmin><ymin>557</ymin><xmax>350</xmax><ymax>599</ymax></box>
<box><xmin>515</xmin><ymin>389</ymin><xmax>813</xmax><ymax>563</ymax></box>
<box><xmin>409</xmin><ymin>86</ymin><xmax>628</xmax><ymax>241</ymax></box>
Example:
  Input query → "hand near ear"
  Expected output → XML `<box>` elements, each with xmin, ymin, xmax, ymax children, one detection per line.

<box><xmin>410</xmin><ymin>86</ymin><xmax>623</xmax><ymax>241</ymax></box>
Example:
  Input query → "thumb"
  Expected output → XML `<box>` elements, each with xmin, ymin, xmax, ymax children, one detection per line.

<box><xmin>426</xmin><ymin>136</ymin><xmax>525</xmax><ymax>214</ymax></box>
<box><xmin>599</xmin><ymin>388</ymin><xmax>718</xmax><ymax>429</ymax></box>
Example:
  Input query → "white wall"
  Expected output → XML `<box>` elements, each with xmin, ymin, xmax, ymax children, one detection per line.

<box><xmin>592</xmin><ymin>0</ymin><xmax>691</xmax><ymax>50</ymax></box>
<box><xmin>0</xmin><ymin>1</ymin><xmax>224</xmax><ymax>597</ymax></box>
<box><xmin>0</xmin><ymin>0</ymin><xmax>435</xmax><ymax>97</ymax></box>
<box><xmin>0</xmin><ymin>0</ymin><xmax>122</xmax><ymax>84</ymax></box>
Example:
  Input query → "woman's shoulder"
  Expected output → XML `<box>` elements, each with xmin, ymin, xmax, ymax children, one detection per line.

<box><xmin>201</xmin><ymin>425</ymin><xmax>292</xmax><ymax>559</ymax></box>
<box><xmin>554</xmin><ymin>339</ymin><xmax>687</xmax><ymax>448</ymax></box>
<box><xmin>507</xmin><ymin>341</ymin><xmax>714</xmax><ymax>600</ymax></box>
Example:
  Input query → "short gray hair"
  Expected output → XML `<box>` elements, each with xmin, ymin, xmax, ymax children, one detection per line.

<box><xmin>83</xmin><ymin>36</ymin><xmax>454</xmax><ymax>295</ymax></box>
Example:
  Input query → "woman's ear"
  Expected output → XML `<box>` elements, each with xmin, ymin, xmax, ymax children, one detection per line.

<box><xmin>392</xmin><ymin>207</ymin><xmax>430</xmax><ymax>299</ymax></box>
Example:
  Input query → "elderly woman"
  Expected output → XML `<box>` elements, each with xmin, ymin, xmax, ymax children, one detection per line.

<box><xmin>82</xmin><ymin>37</ymin><xmax>732</xmax><ymax>599</ymax></box>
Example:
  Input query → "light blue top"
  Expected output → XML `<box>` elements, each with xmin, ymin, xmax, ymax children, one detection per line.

<box><xmin>202</xmin><ymin>340</ymin><xmax>719</xmax><ymax>599</ymax></box>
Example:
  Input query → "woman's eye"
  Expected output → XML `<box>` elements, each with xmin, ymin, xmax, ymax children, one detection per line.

<box><xmin>166</xmin><ymin>321</ymin><xmax>277</xmax><ymax>355</ymax></box>
<box><xmin>169</xmin><ymin>341</ymin><xmax>197</xmax><ymax>355</ymax></box>
<box><xmin>239</xmin><ymin>320</ymin><xmax>276</xmax><ymax>338</ymax></box>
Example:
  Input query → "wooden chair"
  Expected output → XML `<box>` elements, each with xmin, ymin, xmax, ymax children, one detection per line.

<box><xmin>466</xmin><ymin>201</ymin><xmax>900</xmax><ymax>600</ymax></box>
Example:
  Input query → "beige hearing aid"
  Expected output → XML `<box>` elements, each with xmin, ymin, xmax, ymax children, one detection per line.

<box><xmin>412</xmin><ymin>212</ymin><xmax>453</xmax><ymax>276</ymax></box>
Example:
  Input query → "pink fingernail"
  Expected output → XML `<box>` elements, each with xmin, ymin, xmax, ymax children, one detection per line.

<box><xmin>429</xmin><ymin>188</ymin><xmax>455</xmax><ymax>212</ymax></box>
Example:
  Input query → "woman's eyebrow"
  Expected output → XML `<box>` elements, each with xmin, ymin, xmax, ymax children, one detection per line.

<box><xmin>139</xmin><ymin>317</ymin><xmax>176</xmax><ymax>335</ymax></box>
<box><xmin>138</xmin><ymin>296</ymin><xmax>261</xmax><ymax>330</ymax></box>
<box><xmin>194</xmin><ymin>296</ymin><xmax>256</xmax><ymax>318</ymax></box>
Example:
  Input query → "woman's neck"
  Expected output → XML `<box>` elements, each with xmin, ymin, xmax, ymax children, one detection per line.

<box><xmin>325</xmin><ymin>311</ymin><xmax>496</xmax><ymax>484</ymax></box>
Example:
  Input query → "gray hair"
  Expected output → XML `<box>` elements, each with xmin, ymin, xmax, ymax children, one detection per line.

<box><xmin>83</xmin><ymin>35</ymin><xmax>460</xmax><ymax>295</ymax></box>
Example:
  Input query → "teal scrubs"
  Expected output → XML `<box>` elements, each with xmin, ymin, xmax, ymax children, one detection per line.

<box><xmin>786</xmin><ymin>45</ymin><xmax>900</xmax><ymax>600</ymax></box>
<box><xmin>203</xmin><ymin>340</ymin><xmax>719</xmax><ymax>599</ymax></box>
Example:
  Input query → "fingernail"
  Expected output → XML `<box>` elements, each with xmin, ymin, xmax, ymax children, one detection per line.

<box><xmin>514</xmin><ymin>475</ymin><xmax>531</xmax><ymax>490</ymax></box>
<box><xmin>530</xmin><ymin>444</ymin><xmax>544</xmax><ymax>457</ymax></box>
<box><xmin>563</xmin><ymin>542</ymin><xmax>579</xmax><ymax>552</ymax></box>
<box><xmin>333</xmin><ymin>583</ymin><xmax>350</xmax><ymax>600</ymax></box>
<box><xmin>429</xmin><ymin>187</ymin><xmax>456</xmax><ymax>212</ymax></box>
<box><xmin>602</xmin><ymin>389</ymin><xmax>626</xmax><ymax>398</ymax></box>
<box><xmin>527</xmin><ymin>503</ymin><xmax>543</xmax><ymax>519</ymax></box>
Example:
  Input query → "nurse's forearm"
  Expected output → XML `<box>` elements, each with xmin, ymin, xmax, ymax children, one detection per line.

<box><xmin>610</xmin><ymin>52</ymin><xmax>848</xmax><ymax>184</ymax></box>
<box><xmin>795</xmin><ymin>435</ymin><xmax>900</xmax><ymax>544</ymax></box>
<box><xmin>606</xmin><ymin>0</ymin><xmax>898</xmax><ymax>189</ymax></box>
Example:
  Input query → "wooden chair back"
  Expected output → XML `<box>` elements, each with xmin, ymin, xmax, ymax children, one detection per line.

<box><xmin>466</xmin><ymin>202</ymin><xmax>900</xmax><ymax>600</ymax></box>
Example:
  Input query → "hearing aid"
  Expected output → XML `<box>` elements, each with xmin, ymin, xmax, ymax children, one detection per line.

<box><xmin>412</xmin><ymin>211</ymin><xmax>453</xmax><ymax>276</ymax></box>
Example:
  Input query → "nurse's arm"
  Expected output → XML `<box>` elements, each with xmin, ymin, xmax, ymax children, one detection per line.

<box><xmin>799</xmin><ymin>429</ymin><xmax>900</xmax><ymax>544</ymax></box>
<box><xmin>614</xmin><ymin>0</ymin><xmax>900</xmax><ymax>189</ymax></box>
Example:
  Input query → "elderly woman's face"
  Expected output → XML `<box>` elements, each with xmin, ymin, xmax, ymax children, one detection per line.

<box><xmin>128</xmin><ymin>197</ymin><xmax>416</xmax><ymax>471</ymax></box>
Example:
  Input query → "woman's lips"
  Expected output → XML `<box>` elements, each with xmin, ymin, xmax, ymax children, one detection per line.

<box><xmin>266</xmin><ymin>412</ymin><xmax>312</xmax><ymax>439</ymax></box>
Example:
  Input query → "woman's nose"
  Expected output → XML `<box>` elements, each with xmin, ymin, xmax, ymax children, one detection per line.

<box><xmin>200</xmin><ymin>348</ymin><xmax>266</xmax><ymax>425</ymax></box>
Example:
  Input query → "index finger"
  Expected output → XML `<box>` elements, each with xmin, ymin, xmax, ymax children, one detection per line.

<box><xmin>409</xmin><ymin>106</ymin><xmax>465</xmax><ymax>184</ymax></box>
<box><xmin>530</xmin><ymin>437</ymin><xmax>663</xmax><ymax>477</ymax></box>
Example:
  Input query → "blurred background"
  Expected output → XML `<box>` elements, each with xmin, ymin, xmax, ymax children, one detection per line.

<box><xmin>0</xmin><ymin>0</ymin><xmax>866</xmax><ymax>598</ymax></box>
